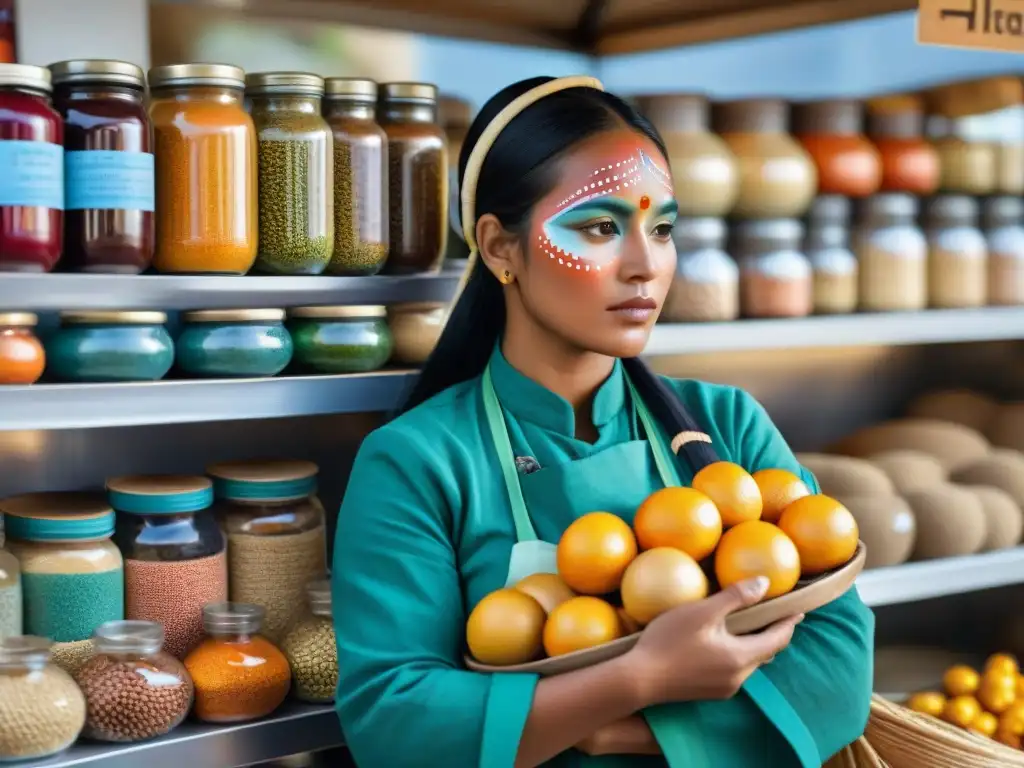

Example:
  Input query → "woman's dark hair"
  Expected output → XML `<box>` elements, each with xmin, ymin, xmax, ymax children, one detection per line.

<box><xmin>400</xmin><ymin>77</ymin><xmax>718</xmax><ymax>472</ymax></box>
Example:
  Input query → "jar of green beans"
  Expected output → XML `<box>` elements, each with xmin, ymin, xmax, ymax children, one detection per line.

<box><xmin>247</xmin><ymin>72</ymin><xmax>334</xmax><ymax>275</ymax></box>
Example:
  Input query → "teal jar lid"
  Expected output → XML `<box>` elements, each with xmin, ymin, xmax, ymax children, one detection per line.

<box><xmin>207</xmin><ymin>459</ymin><xmax>318</xmax><ymax>501</ymax></box>
<box><xmin>0</xmin><ymin>492</ymin><xmax>115</xmax><ymax>542</ymax></box>
<box><xmin>107</xmin><ymin>475</ymin><xmax>214</xmax><ymax>515</ymax></box>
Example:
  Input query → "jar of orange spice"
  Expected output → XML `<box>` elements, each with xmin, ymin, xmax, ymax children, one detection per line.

<box><xmin>0</xmin><ymin>313</ymin><xmax>45</xmax><ymax>385</ymax></box>
<box><xmin>865</xmin><ymin>94</ymin><xmax>940</xmax><ymax>195</ymax></box>
<box><xmin>792</xmin><ymin>100</ymin><xmax>880</xmax><ymax>198</ymax></box>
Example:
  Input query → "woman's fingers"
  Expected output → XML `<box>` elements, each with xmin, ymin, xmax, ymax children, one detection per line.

<box><xmin>697</xmin><ymin>576</ymin><xmax>771</xmax><ymax>622</ymax></box>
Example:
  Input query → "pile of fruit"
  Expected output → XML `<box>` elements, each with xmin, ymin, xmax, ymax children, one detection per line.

<box><xmin>906</xmin><ymin>654</ymin><xmax>1024</xmax><ymax>749</ymax></box>
<box><xmin>467</xmin><ymin>461</ymin><xmax>861</xmax><ymax>667</ymax></box>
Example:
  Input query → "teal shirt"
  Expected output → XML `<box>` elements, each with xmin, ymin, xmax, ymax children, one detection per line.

<box><xmin>332</xmin><ymin>349</ymin><xmax>875</xmax><ymax>768</ymax></box>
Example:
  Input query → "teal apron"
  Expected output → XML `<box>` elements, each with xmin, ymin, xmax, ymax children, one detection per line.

<box><xmin>481</xmin><ymin>364</ymin><xmax>820</xmax><ymax>768</ymax></box>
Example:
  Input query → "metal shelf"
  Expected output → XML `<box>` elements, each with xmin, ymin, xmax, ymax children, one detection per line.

<box><xmin>19</xmin><ymin>703</ymin><xmax>341</xmax><ymax>768</ymax></box>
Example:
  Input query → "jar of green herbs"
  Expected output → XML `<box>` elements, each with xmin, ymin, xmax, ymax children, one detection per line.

<box><xmin>247</xmin><ymin>72</ymin><xmax>334</xmax><ymax>275</ymax></box>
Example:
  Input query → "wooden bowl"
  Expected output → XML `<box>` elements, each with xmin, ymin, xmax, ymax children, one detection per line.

<box><xmin>466</xmin><ymin>541</ymin><xmax>866</xmax><ymax>677</ymax></box>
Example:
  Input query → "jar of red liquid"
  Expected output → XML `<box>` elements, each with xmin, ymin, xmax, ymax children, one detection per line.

<box><xmin>0</xmin><ymin>64</ymin><xmax>63</xmax><ymax>272</ymax></box>
<box><xmin>50</xmin><ymin>60</ymin><xmax>154</xmax><ymax>274</ymax></box>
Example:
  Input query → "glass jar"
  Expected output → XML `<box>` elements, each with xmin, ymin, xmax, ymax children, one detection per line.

<box><xmin>804</xmin><ymin>195</ymin><xmax>858</xmax><ymax>315</ymax></box>
<box><xmin>634</xmin><ymin>94</ymin><xmax>738</xmax><ymax>217</ymax></box>
<box><xmin>0</xmin><ymin>312</ymin><xmax>44</xmax><ymax>384</ymax></box>
<box><xmin>854</xmin><ymin>194</ymin><xmax>928</xmax><ymax>312</ymax></box>
<box><xmin>50</xmin><ymin>60</ymin><xmax>154</xmax><ymax>274</ymax></box>
<box><xmin>288</xmin><ymin>305</ymin><xmax>393</xmax><ymax>374</ymax></box>
<box><xmin>662</xmin><ymin>217</ymin><xmax>738</xmax><ymax>322</ymax></box>
<box><xmin>387</xmin><ymin>302</ymin><xmax>446</xmax><ymax>364</ymax></box>
<box><xmin>379</xmin><ymin>82</ymin><xmax>448</xmax><ymax>274</ymax></box>
<box><xmin>208</xmin><ymin>460</ymin><xmax>328</xmax><ymax>642</ymax></box>
<box><xmin>865</xmin><ymin>95</ymin><xmax>941</xmax><ymax>194</ymax></box>
<box><xmin>732</xmin><ymin>219</ymin><xmax>812</xmax><ymax>318</ymax></box>
<box><xmin>0</xmin><ymin>636</ymin><xmax>86</xmax><ymax>763</ymax></box>
<box><xmin>323</xmin><ymin>78</ymin><xmax>388</xmax><ymax>276</ymax></box>
<box><xmin>176</xmin><ymin>309</ymin><xmax>293</xmax><ymax>378</ymax></box>
<box><xmin>792</xmin><ymin>100</ymin><xmax>881</xmax><ymax>198</ymax></box>
<box><xmin>247</xmin><ymin>72</ymin><xmax>333</xmax><ymax>275</ymax></box>
<box><xmin>281</xmin><ymin>579</ymin><xmax>337</xmax><ymax>704</ymax></box>
<box><xmin>439</xmin><ymin>94</ymin><xmax>472</xmax><ymax>262</ymax></box>
<box><xmin>149</xmin><ymin>64</ymin><xmax>257</xmax><ymax>274</ymax></box>
<box><xmin>75</xmin><ymin>620</ymin><xmax>192</xmax><ymax>743</ymax></box>
<box><xmin>184</xmin><ymin>602</ymin><xmax>291</xmax><ymax>723</ymax></box>
<box><xmin>0</xmin><ymin>64</ymin><xmax>63</xmax><ymax>273</ymax></box>
<box><xmin>713</xmin><ymin>99</ymin><xmax>817</xmax><ymax>219</ymax></box>
<box><xmin>108</xmin><ymin>475</ymin><xmax>227</xmax><ymax>660</ymax></box>
<box><xmin>923</xmin><ymin>195</ymin><xmax>988</xmax><ymax>309</ymax></box>
<box><xmin>0</xmin><ymin>492</ymin><xmax>124</xmax><ymax>643</ymax></box>
<box><xmin>0</xmin><ymin>516</ymin><xmax>21</xmax><ymax>641</ymax></box>
<box><xmin>983</xmin><ymin>196</ymin><xmax>1024</xmax><ymax>305</ymax></box>
<box><xmin>46</xmin><ymin>310</ymin><xmax>174</xmax><ymax>382</ymax></box>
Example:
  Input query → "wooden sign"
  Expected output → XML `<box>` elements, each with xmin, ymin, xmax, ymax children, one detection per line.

<box><xmin>918</xmin><ymin>0</ymin><xmax>1024</xmax><ymax>52</ymax></box>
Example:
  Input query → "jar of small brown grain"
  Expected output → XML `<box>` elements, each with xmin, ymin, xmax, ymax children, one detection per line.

<box><xmin>853</xmin><ymin>194</ymin><xmax>927</xmax><ymax>312</ymax></box>
<box><xmin>923</xmin><ymin>195</ymin><xmax>987</xmax><ymax>308</ymax></box>
<box><xmin>732</xmin><ymin>219</ymin><xmax>812</xmax><ymax>318</ymax></box>
<box><xmin>804</xmin><ymin>195</ymin><xmax>858</xmax><ymax>314</ymax></box>
<box><xmin>983</xmin><ymin>196</ymin><xmax>1024</xmax><ymax>305</ymax></box>
<box><xmin>662</xmin><ymin>217</ymin><xmax>738</xmax><ymax>322</ymax></box>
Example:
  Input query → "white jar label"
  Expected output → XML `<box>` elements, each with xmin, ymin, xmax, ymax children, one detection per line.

<box><xmin>0</xmin><ymin>140</ymin><xmax>64</xmax><ymax>210</ymax></box>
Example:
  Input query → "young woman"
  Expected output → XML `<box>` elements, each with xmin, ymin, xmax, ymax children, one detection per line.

<box><xmin>332</xmin><ymin>75</ymin><xmax>874</xmax><ymax>768</ymax></box>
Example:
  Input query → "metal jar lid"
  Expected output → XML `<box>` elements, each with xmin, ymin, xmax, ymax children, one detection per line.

<box><xmin>792</xmin><ymin>99</ymin><xmax>864</xmax><ymax>136</ymax></box>
<box><xmin>0</xmin><ymin>64</ymin><xmax>52</xmax><ymax>94</ymax></box>
<box><xmin>183</xmin><ymin>309</ymin><xmax>286</xmax><ymax>323</ymax></box>
<box><xmin>856</xmin><ymin>193</ymin><xmax>919</xmax><ymax>225</ymax></box>
<box><xmin>634</xmin><ymin>93</ymin><xmax>710</xmax><ymax>133</ymax></box>
<box><xmin>807</xmin><ymin>195</ymin><xmax>852</xmax><ymax>226</ymax></box>
<box><xmin>50</xmin><ymin>60</ymin><xmax>145</xmax><ymax>89</ymax></box>
<box><xmin>246</xmin><ymin>71</ymin><xmax>324</xmax><ymax>97</ymax></box>
<box><xmin>324</xmin><ymin>77</ymin><xmax>378</xmax><ymax>102</ymax></box>
<box><xmin>59</xmin><ymin>310</ymin><xmax>168</xmax><ymax>325</ymax></box>
<box><xmin>148</xmin><ymin>63</ymin><xmax>245</xmax><ymax>90</ymax></box>
<box><xmin>672</xmin><ymin>217</ymin><xmax>727</xmax><ymax>251</ymax></box>
<box><xmin>731</xmin><ymin>219</ymin><xmax>804</xmax><ymax>253</ymax></box>
<box><xmin>380</xmin><ymin>82</ymin><xmax>438</xmax><ymax>104</ymax></box>
<box><xmin>983</xmin><ymin>196</ymin><xmax>1024</xmax><ymax>228</ymax></box>
<box><xmin>289</xmin><ymin>305</ymin><xmax>386</xmax><ymax>319</ymax></box>
<box><xmin>0</xmin><ymin>312</ymin><xmax>38</xmax><ymax>328</ymax></box>
<box><xmin>713</xmin><ymin>98</ymin><xmax>789</xmax><ymax>134</ymax></box>
<box><xmin>924</xmin><ymin>195</ymin><xmax>980</xmax><ymax>228</ymax></box>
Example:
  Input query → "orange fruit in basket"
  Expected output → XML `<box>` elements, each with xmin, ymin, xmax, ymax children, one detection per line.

<box><xmin>692</xmin><ymin>462</ymin><xmax>762</xmax><ymax>528</ymax></box>
<box><xmin>996</xmin><ymin>728</ymin><xmax>1022</xmax><ymax>749</ymax></box>
<box><xmin>633</xmin><ymin>487</ymin><xmax>722</xmax><ymax>560</ymax></box>
<box><xmin>543</xmin><ymin>596</ymin><xmax>622</xmax><ymax>657</ymax></box>
<box><xmin>906</xmin><ymin>691</ymin><xmax>946</xmax><ymax>717</ymax></box>
<box><xmin>943</xmin><ymin>695</ymin><xmax>982</xmax><ymax>728</ymax></box>
<box><xmin>943</xmin><ymin>665</ymin><xmax>981</xmax><ymax>697</ymax></box>
<box><xmin>617</xmin><ymin>608</ymin><xmax>641</xmax><ymax>636</ymax></box>
<box><xmin>557</xmin><ymin>512</ymin><xmax>638</xmax><ymax>595</ymax></box>
<box><xmin>466</xmin><ymin>588</ymin><xmax>546</xmax><ymax>667</ymax></box>
<box><xmin>777</xmin><ymin>495</ymin><xmax>859</xmax><ymax>576</ymax></box>
<box><xmin>514</xmin><ymin>573</ymin><xmax>576</xmax><ymax>615</ymax></box>
<box><xmin>620</xmin><ymin>548</ymin><xmax>709</xmax><ymax>626</ymax></box>
<box><xmin>987</xmin><ymin>653</ymin><xmax>1020</xmax><ymax>678</ymax></box>
<box><xmin>1017</xmin><ymin>675</ymin><xmax>1024</xmax><ymax>698</ymax></box>
<box><xmin>970</xmin><ymin>711</ymin><xmax>999</xmax><ymax>738</ymax></box>
<box><xmin>1000</xmin><ymin>703</ymin><xmax>1024</xmax><ymax>735</ymax></box>
<box><xmin>714</xmin><ymin>520</ymin><xmax>801</xmax><ymax>599</ymax></box>
<box><xmin>753</xmin><ymin>468</ymin><xmax>811</xmax><ymax>524</ymax></box>
<box><xmin>979</xmin><ymin>676</ymin><xmax>1018</xmax><ymax>715</ymax></box>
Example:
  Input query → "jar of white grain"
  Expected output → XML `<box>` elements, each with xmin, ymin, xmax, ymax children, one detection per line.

<box><xmin>662</xmin><ymin>217</ymin><xmax>738</xmax><ymax>322</ymax></box>
<box><xmin>982</xmin><ymin>196</ymin><xmax>1024</xmax><ymax>305</ymax></box>
<box><xmin>923</xmin><ymin>195</ymin><xmax>987</xmax><ymax>308</ymax></box>
<box><xmin>804</xmin><ymin>195</ymin><xmax>858</xmax><ymax>314</ymax></box>
<box><xmin>732</xmin><ymin>219</ymin><xmax>812</xmax><ymax>318</ymax></box>
<box><xmin>853</xmin><ymin>194</ymin><xmax>928</xmax><ymax>312</ymax></box>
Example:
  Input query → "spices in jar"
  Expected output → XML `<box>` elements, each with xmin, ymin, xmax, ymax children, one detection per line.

<box><xmin>75</xmin><ymin>620</ymin><xmax>193</xmax><ymax>743</ymax></box>
<box><xmin>854</xmin><ymin>194</ymin><xmax>928</xmax><ymax>312</ymax></box>
<box><xmin>713</xmin><ymin>99</ymin><xmax>817</xmax><ymax>219</ymax></box>
<box><xmin>379</xmin><ymin>82</ymin><xmax>448</xmax><ymax>274</ymax></box>
<box><xmin>184</xmin><ymin>602</ymin><xmax>291</xmax><ymax>723</ymax></box>
<box><xmin>387</xmin><ymin>302</ymin><xmax>446</xmax><ymax>364</ymax></box>
<box><xmin>176</xmin><ymin>309</ymin><xmax>293</xmax><ymax>378</ymax></box>
<box><xmin>149</xmin><ymin>64</ymin><xmax>257</xmax><ymax>274</ymax></box>
<box><xmin>634</xmin><ymin>94</ymin><xmax>739</xmax><ymax>217</ymax></box>
<box><xmin>804</xmin><ymin>195</ymin><xmax>858</xmax><ymax>314</ymax></box>
<box><xmin>281</xmin><ymin>579</ymin><xmax>337</xmax><ymax>704</ymax></box>
<box><xmin>865</xmin><ymin>94</ymin><xmax>940</xmax><ymax>194</ymax></box>
<box><xmin>983</xmin><ymin>196</ymin><xmax>1024</xmax><ymax>305</ymax></box>
<box><xmin>661</xmin><ymin>217</ymin><xmax>738</xmax><ymax>322</ymax></box>
<box><xmin>208</xmin><ymin>460</ymin><xmax>328</xmax><ymax>642</ymax></box>
<box><xmin>247</xmin><ymin>72</ymin><xmax>333</xmax><ymax>275</ymax></box>
<box><xmin>109</xmin><ymin>475</ymin><xmax>227</xmax><ymax>659</ymax></box>
<box><xmin>923</xmin><ymin>195</ymin><xmax>987</xmax><ymax>308</ymax></box>
<box><xmin>792</xmin><ymin>99</ymin><xmax>881</xmax><ymax>197</ymax></box>
<box><xmin>0</xmin><ymin>64</ymin><xmax>64</xmax><ymax>273</ymax></box>
<box><xmin>50</xmin><ymin>60</ymin><xmax>154</xmax><ymax>274</ymax></box>
<box><xmin>45</xmin><ymin>310</ymin><xmax>174</xmax><ymax>382</ymax></box>
<box><xmin>0</xmin><ymin>312</ymin><xmax>45</xmax><ymax>384</ymax></box>
<box><xmin>0</xmin><ymin>492</ymin><xmax>124</xmax><ymax>643</ymax></box>
<box><xmin>50</xmin><ymin>640</ymin><xmax>94</xmax><ymax>677</ymax></box>
<box><xmin>323</xmin><ymin>78</ymin><xmax>388</xmax><ymax>275</ymax></box>
<box><xmin>0</xmin><ymin>516</ymin><xmax>21</xmax><ymax>641</ymax></box>
<box><xmin>288</xmin><ymin>305</ymin><xmax>393</xmax><ymax>374</ymax></box>
<box><xmin>732</xmin><ymin>219</ymin><xmax>812</xmax><ymax>318</ymax></box>
<box><xmin>0</xmin><ymin>636</ymin><xmax>86</xmax><ymax>762</ymax></box>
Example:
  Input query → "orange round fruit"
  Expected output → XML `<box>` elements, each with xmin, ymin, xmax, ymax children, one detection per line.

<box><xmin>753</xmin><ymin>468</ymin><xmax>812</xmax><ymax>523</ymax></box>
<box><xmin>996</xmin><ymin>728</ymin><xmax>1022</xmax><ymax>749</ymax></box>
<box><xmin>970</xmin><ymin>711</ymin><xmax>999</xmax><ymax>738</ymax></box>
<box><xmin>978</xmin><ymin>676</ymin><xmax>1017</xmax><ymax>715</ymax></box>
<box><xmin>777</xmin><ymin>495</ymin><xmax>859</xmax><ymax>576</ymax></box>
<box><xmin>620</xmin><ymin>547</ymin><xmax>709</xmax><ymax>626</ymax></box>
<box><xmin>692</xmin><ymin>462</ymin><xmax>763</xmax><ymax>527</ymax></box>
<box><xmin>543</xmin><ymin>596</ymin><xmax>622</xmax><ymax>657</ymax></box>
<box><xmin>633</xmin><ymin>487</ymin><xmax>722</xmax><ymax>560</ymax></box>
<box><xmin>1000</xmin><ymin>702</ymin><xmax>1024</xmax><ymax>735</ymax></box>
<box><xmin>986</xmin><ymin>653</ymin><xmax>1020</xmax><ymax>678</ymax></box>
<box><xmin>617</xmin><ymin>607</ymin><xmax>641</xmax><ymax>636</ymax></box>
<box><xmin>466</xmin><ymin>588</ymin><xmax>546</xmax><ymax>666</ymax></box>
<box><xmin>944</xmin><ymin>665</ymin><xmax>981</xmax><ymax>697</ymax></box>
<box><xmin>943</xmin><ymin>695</ymin><xmax>982</xmax><ymax>728</ymax></box>
<box><xmin>714</xmin><ymin>520</ymin><xmax>801</xmax><ymax>599</ymax></box>
<box><xmin>556</xmin><ymin>512</ymin><xmax>638</xmax><ymax>595</ymax></box>
<box><xmin>906</xmin><ymin>691</ymin><xmax>946</xmax><ymax>717</ymax></box>
<box><xmin>515</xmin><ymin>573</ymin><xmax>576</xmax><ymax>614</ymax></box>
<box><xmin>1017</xmin><ymin>675</ymin><xmax>1024</xmax><ymax>698</ymax></box>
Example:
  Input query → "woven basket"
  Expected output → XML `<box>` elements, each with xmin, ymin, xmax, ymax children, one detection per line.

<box><xmin>825</xmin><ymin>737</ymin><xmax>890</xmax><ymax>767</ymax></box>
<box><xmin>866</xmin><ymin>694</ymin><xmax>1024</xmax><ymax>767</ymax></box>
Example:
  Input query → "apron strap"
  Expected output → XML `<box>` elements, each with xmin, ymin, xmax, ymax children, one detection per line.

<box><xmin>625</xmin><ymin>375</ymin><xmax>683</xmax><ymax>489</ymax></box>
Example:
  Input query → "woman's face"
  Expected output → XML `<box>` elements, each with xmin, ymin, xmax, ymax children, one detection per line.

<box><xmin>519</xmin><ymin>129</ymin><xmax>678</xmax><ymax>359</ymax></box>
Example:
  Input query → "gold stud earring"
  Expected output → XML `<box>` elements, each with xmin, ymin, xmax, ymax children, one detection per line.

<box><xmin>501</xmin><ymin>270</ymin><xmax>513</xmax><ymax>284</ymax></box>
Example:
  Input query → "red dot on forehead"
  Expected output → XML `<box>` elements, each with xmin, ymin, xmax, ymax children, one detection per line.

<box><xmin>640</xmin><ymin>195</ymin><xmax>651</xmax><ymax>210</ymax></box>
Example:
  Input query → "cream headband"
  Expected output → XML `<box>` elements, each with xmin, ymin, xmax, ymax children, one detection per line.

<box><xmin>446</xmin><ymin>75</ymin><xmax>606</xmax><ymax>319</ymax></box>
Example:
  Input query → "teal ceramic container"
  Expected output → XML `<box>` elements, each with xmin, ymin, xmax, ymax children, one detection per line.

<box><xmin>288</xmin><ymin>305</ymin><xmax>393</xmax><ymax>373</ymax></box>
<box><xmin>176</xmin><ymin>309</ymin><xmax>293</xmax><ymax>378</ymax></box>
<box><xmin>45</xmin><ymin>311</ymin><xmax>174</xmax><ymax>382</ymax></box>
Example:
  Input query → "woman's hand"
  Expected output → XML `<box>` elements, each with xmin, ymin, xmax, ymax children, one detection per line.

<box><xmin>576</xmin><ymin>715</ymin><xmax>662</xmax><ymax>756</ymax></box>
<box><xmin>627</xmin><ymin>576</ymin><xmax>804</xmax><ymax>707</ymax></box>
